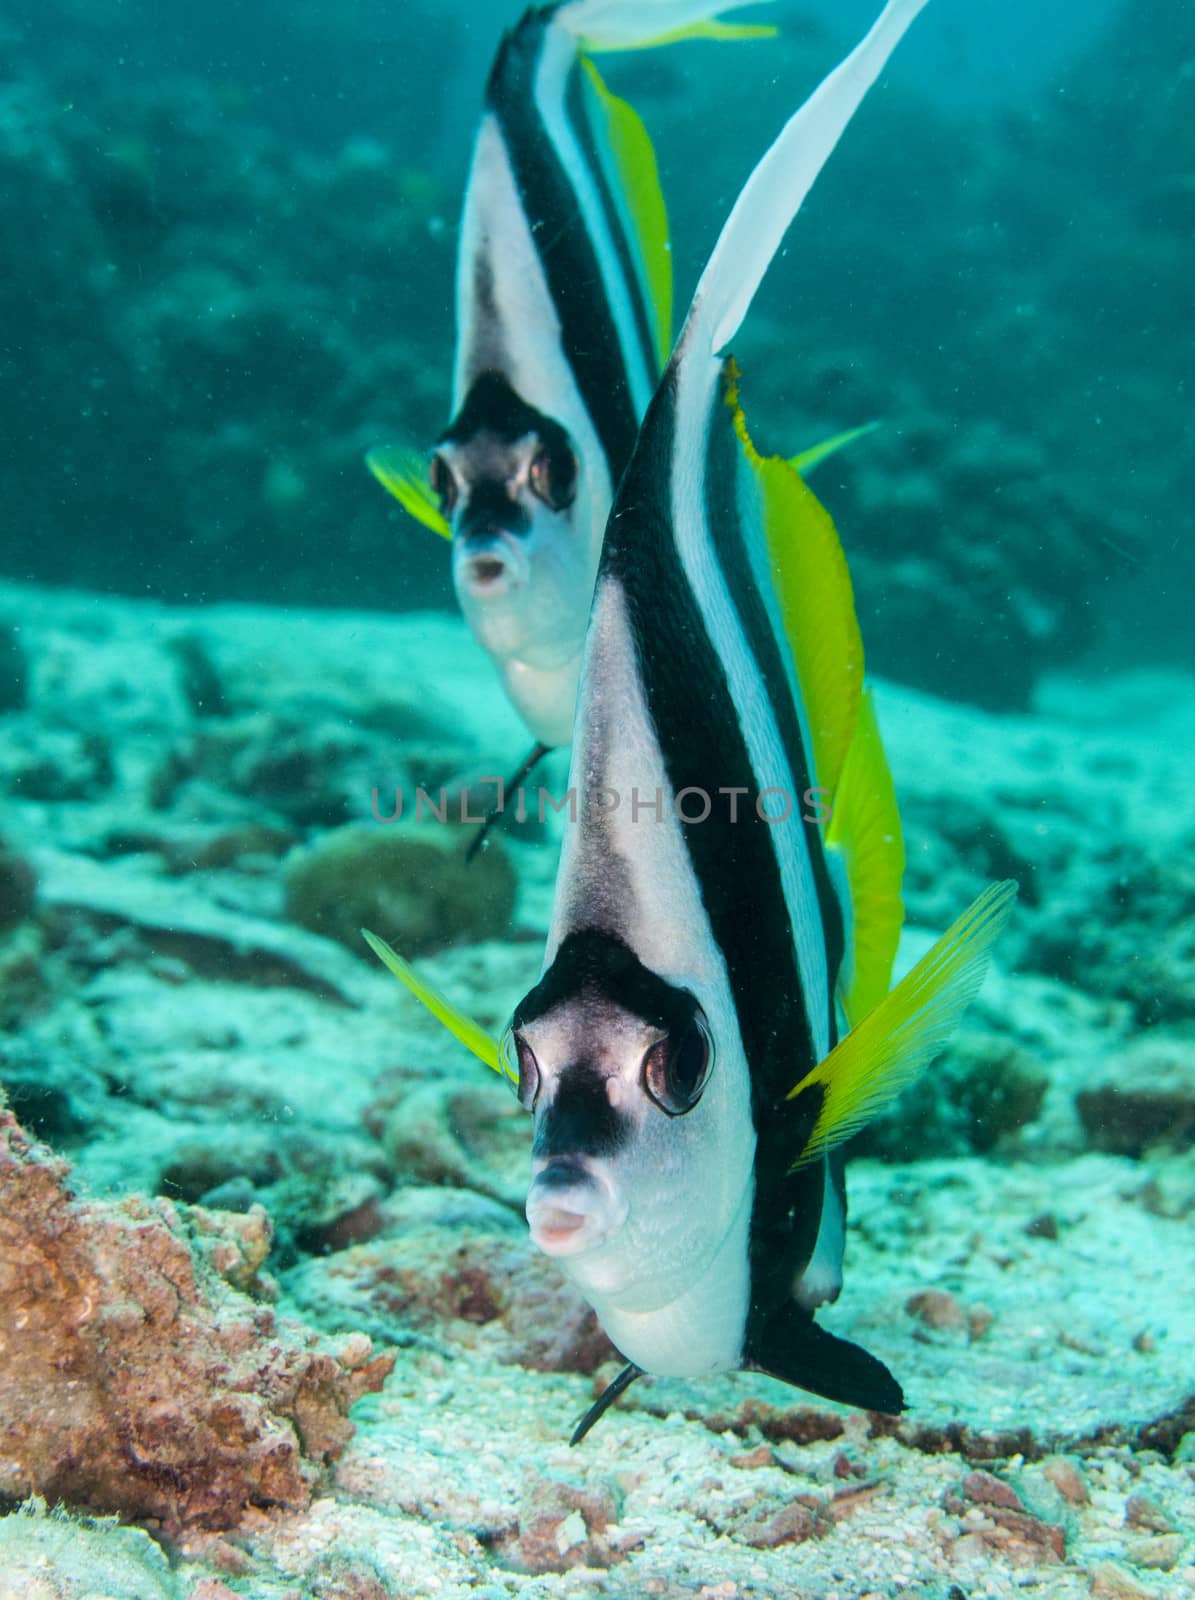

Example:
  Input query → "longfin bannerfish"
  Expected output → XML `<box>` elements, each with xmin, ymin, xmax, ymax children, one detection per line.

<box><xmin>365</xmin><ymin>0</ymin><xmax>1018</xmax><ymax>1441</ymax></box>
<box><xmin>367</xmin><ymin>0</ymin><xmax>777</xmax><ymax>751</ymax></box>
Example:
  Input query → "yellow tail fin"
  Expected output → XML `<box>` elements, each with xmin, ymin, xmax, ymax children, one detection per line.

<box><xmin>366</xmin><ymin>445</ymin><xmax>452</xmax><ymax>540</ymax></box>
<box><xmin>787</xmin><ymin>880</ymin><xmax>1018</xmax><ymax>1167</ymax></box>
<box><xmin>361</xmin><ymin>929</ymin><xmax>508</xmax><ymax>1080</ymax></box>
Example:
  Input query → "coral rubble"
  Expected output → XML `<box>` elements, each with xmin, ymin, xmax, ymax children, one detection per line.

<box><xmin>0</xmin><ymin>1106</ymin><xmax>393</xmax><ymax>1535</ymax></box>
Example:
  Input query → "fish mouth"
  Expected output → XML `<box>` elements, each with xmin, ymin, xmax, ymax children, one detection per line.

<box><xmin>526</xmin><ymin>1157</ymin><xmax>626</xmax><ymax>1259</ymax></box>
<box><xmin>455</xmin><ymin>531</ymin><xmax>529</xmax><ymax>596</ymax></box>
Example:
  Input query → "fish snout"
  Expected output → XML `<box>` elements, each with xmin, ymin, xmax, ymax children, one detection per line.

<box><xmin>453</xmin><ymin>527</ymin><xmax>529</xmax><ymax>595</ymax></box>
<box><xmin>526</xmin><ymin>1157</ymin><xmax>627</xmax><ymax>1258</ymax></box>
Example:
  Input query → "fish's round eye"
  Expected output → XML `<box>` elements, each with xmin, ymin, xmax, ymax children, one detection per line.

<box><xmin>528</xmin><ymin>442</ymin><xmax>577</xmax><ymax>512</ymax></box>
<box><xmin>642</xmin><ymin>1015</ymin><xmax>712</xmax><ymax>1117</ymax></box>
<box><xmin>429</xmin><ymin>453</ymin><xmax>457</xmax><ymax>514</ymax></box>
<box><xmin>501</xmin><ymin>1031</ymin><xmax>540</xmax><ymax>1111</ymax></box>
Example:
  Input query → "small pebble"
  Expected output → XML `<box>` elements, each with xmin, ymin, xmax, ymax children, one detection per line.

<box><xmin>963</xmin><ymin>1469</ymin><xmax>1024</xmax><ymax>1511</ymax></box>
<box><xmin>1124</xmin><ymin>1494</ymin><xmax>1172</xmax><ymax>1532</ymax></box>
<box><xmin>905</xmin><ymin>1288</ymin><xmax>966</xmax><ymax>1330</ymax></box>
<box><xmin>1088</xmin><ymin>1559</ymin><xmax>1158</xmax><ymax>1599</ymax></box>
<box><xmin>1126</xmin><ymin>1534</ymin><xmax>1186</xmax><ymax>1571</ymax></box>
<box><xmin>1025</xmin><ymin>1212</ymin><xmax>1059</xmax><ymax>1239</ymax></box>
<box><xmin>1043</xmin><ymin>1454</ymin><xmax>1090</xmax><ymax>1504</ymax></box>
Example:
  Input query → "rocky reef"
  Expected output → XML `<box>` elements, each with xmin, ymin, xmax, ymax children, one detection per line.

<box><xmin>0</xmin><ymin>1100</ymin><xmax>393</xmax><ymax>1536</ymax></box>
<box><xmin>0</xmin><ymin>577</ymin><xmax>1191</xmax><ymax>1597</ymax></box>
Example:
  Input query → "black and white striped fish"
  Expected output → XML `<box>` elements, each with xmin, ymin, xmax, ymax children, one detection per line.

<box><xmin>367</xmin><ymin>1</ymin><xmax>776</xmax><ymax>749</ymax></box>
<box><xmin>366</xmin><ymin>0</ymin><xmax>1016</xmax><ymax>1442</ymax></box>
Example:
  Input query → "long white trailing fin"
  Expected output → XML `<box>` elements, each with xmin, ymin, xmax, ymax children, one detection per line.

<box><xmin>557</xmin><ymin>0</ymin><xmax>774</xmax><ymax>51</ymax></box>
<box><xmin>681</xmin><ymin>0</ymin><xmax>929</xmax><ymax>360</ymax></box>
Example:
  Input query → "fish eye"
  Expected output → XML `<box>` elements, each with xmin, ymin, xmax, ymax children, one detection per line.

<box><xmin>500</xmin><ymin>1029</ymin><xmax>540</xmax><ymax>1111</ymax></box>
<box><xmin>528</xmin><ymin>442</ymin><xmax>577</xmax><ymax>512</ymax></box>
<box><xmin>642</xmin><ymin>1015</ymin><xmax>713</xmax><ymax>1117</ymax></box>
<box><xmin>429</xmin><ymin>453</ymin><xmax>457</xmax><ymax>514</ymax></box>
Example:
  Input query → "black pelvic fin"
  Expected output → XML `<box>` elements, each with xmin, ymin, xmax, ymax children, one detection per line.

<box><xmin>465</xmin><ymin>741</ymin><xmax>552</xmax><ymax>866</ymax></box>
<box><xmin>569</xmin><ymin>1363</ymin><xmax>643</xmax><ymax>1446</ymax></box>
<box><xmin>745</xmin><ymin>1302</ymin><xmax>905</xmax><ymax>1416</ymax></box>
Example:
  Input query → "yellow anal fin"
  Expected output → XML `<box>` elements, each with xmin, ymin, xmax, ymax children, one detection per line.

<box><xmin>580</xmin><ymin>58</ymin><xmax>672</xmax><ymax>370</ymax></box>
<box><xmin>827</xmin><ymin>688</ymin><xmax>905</xmax><ymax>1028</ymax></box>
<box><xmin>787</xmin><ymin>880</ymin><xmax>1018</xmax><ymax>1169</ymax></box>
<box><xmin>790</xmin><ymin>420</ymin><xmax>879</xmax><ymax>478</ymax></box>
<box><xmin>366</xmin><ymin>445</ymin><xmax>451</xmax><ymax>540</ymax></box>
<box><xmin>361</xmin><ymin>928</ymin><xmax>508</xmax><ymax>1081</ymax></box>
<box><xmin>728</xmin><ymin>368</ymin><xmax>863</xmax><ymax>800</ymax></box>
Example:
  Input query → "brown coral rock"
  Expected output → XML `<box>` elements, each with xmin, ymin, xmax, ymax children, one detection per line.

<box><xmin>0</xmin><ymin>1110</ymin><xmax>394</xmax><ymax>1535</ymax></box>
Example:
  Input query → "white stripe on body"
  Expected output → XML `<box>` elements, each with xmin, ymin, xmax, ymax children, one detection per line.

<box><xmin>531</xmin><ymin>27</ymin><xmax>657</xmax><ymax>420</ymax></box>
<box><xmin>670</xmin><ymin>354</ymin><xmax>833</xmax><ymax>1060</ymax></box>
<box><xmin>547</xmin><ymin>576</ymin><xmax>756</xmax><ymax>1374</ymax></box>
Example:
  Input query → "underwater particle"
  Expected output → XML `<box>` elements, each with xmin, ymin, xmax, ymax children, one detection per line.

<box><xmin>0</xmin><ymin>836</ymin><xmax>37</xmax><ymax>931</ymax></box>
<box><xmin>0</xmin><ymin>1500</ymin><xmax>177</xmax><ymax>1600</ymax></box>
<box><xmin>284</xmin><ymin>822</ymin><xmax>517</xmax><ymax>958</ymax></box>
<box><xmin>0</xmin><ymin>1106</ymin><xmax>394</xmax><ymax>1535</ymax></box>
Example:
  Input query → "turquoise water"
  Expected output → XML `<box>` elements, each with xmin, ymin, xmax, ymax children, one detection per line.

<box><xmin>0</xmin><ymin>4</ymin><xmax>1192</xmax><ymax>1597</ymax></box>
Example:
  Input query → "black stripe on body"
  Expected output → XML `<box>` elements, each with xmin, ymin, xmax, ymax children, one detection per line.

<box><xmin>515</xmin><ymin>928</ymin><xmax>698</xmax><ymax>1037</ymax></box>
<box><xmin>601</xmin><ymin>369</ymin><xmax>846</xmax><ymax>1342</ymax></box>
<box><xmin>486</xmin><ymin>13</ymin><xmax>640</xmax><ymax>482</ymax></box>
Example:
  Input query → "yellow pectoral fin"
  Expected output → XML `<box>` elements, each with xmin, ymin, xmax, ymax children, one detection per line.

<box><xmin>587</xmin><ymin>20</ymin><xmax>777</xmax><ymax>48</ymax></box>
<box><xmin>361</xmin><ymin>929</ymin><xmax>506</xmax><ymax>1079</ymax></box>
<box><xmin>789</xmin><ymin>420</ymin><xmax>879</xmax><ymax>478</ymax></box>
<box><xmin>366</xmin><ymin>445</ymin><xmax>452</xmax><ymax>539</ymax></box>
<box><xmin>787</xmin><ymin>879</ymin><xmax>1018</xmax><ymax>1168</ymax></box>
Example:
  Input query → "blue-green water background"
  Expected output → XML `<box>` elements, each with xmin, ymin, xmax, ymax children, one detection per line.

<box><xmin>2</xmin><ymin>0</ymin><xmax>1191</xmax><ymax>706</ymax></box>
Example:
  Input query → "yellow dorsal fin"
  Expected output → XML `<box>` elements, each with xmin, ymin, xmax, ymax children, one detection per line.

<box><xmin>787</xmin><ymin>880</ymin><xmax>1018</xmax><ymax>1167</ymax></box>
<box><xmin>728</xmin><ymin>369</ymin><xmax>863</xmax><ymax>798</ymax></box>
<box><xmin>362</xmin><ymin>929</ymin><xmax>510</xmax><ymax>1081</ymax></box>
<box><xmin>366</xmin><ymin>445</ymin><xmax>451</xmax><ymax>540</ymax></box>
<box><xmin>826</xmin><ymin>689</ymin><xmax>905</xmax><ymax>1027</ymax></box>
<box><xmin>790</xmin><ymin>420</ymin><xmax>879</xmax><ymax>478</ymax></box>
<box><xmin>580</xmin><ymin>58</ymin><xmax>672</xmax><ymax>370</ymax></box>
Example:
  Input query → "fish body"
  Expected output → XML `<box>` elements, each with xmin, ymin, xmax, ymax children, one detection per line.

<box><xmin>365</xmin><ymin>0</ymin><xmax>1016</xmax><ymax>1435</ymax></box>
<box><xmin>510</xmin><ymin>0</ymin><xmax>1016</xmax><ymax>1414</ymax></box>
<box><xmin>369</xmin><ymin>1</ymin><xmax>774</xmax><ymax>747</ymax></box>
